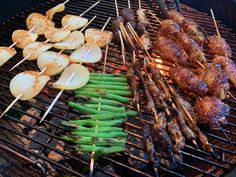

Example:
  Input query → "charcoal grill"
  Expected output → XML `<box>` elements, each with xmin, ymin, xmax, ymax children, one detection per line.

<box><xmin>0</xmin><ymin>0</ymin><xmax>236</xmax><ymax>176</ymax></box>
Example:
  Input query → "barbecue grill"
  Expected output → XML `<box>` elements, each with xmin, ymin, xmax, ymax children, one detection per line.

<box><xmin>0</xmin><ymin>0</ymin><xmax>236</xmax><ymax>176</ymax></box>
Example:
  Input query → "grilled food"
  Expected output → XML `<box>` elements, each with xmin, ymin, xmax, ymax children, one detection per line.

<box><xmin>213</xmin><ymin>56</ymin><xmax>236</xmax><ymax>88</ymax></box>
<box><xmin>139</xmin><ymin>33</ymin><xmax>152</xmax><ymax>51</ymax></box>
<box><xmin>195</xmin><ymin>63</ymin><xmax>230</xmax><ymax>99</ymax></box>
<box><xmin>12</xmin><ymin>30</ymin><xmax>38</xmax><ymax>49</ymax></box>
<box><xmin>85</xmin><ymin>28</ymin><xmax>113</xmax><ymax>47</ymax></box>
<box><xmin>121</xmin><ymin>8</ymin><xmax>136</xmax><ymax>29</ymax></box>
<box><xmin>112</xmin><ymin>16</ymin><xmax>125</xmax><ymax>43</ymax></box>
<box><xmin>157</xmin><ymin>19</ymin><xmax>180</xmax><ymax>38</ymax></box>
<box><xmin>195</xmin><ymin>96</ymin><xmax>230</xmax><ymax>127</ymax></box>
<box><xmin>61</xmin><ymin>15</ymin><xmax>88</xmax><ymax>30</ymax></box>
<box><xmin>154</xmin><ymin>36</ymin><xmax>188</xmax><ymax>65</ymax></box>
<box><xmin>137</xmin><ymin>9</ymin><xmax>150</xmax><ymax>25</ymax></box>
<box><xmin>10</xmin><ymin>71</ymin><xmax>50</xmax><ymax>100</ymax></box>
<box><xmin>169</xmin><ymin>66</ymin><xmax>208</xmax><ymax>96</ymax></box>
<box><xmin>176</xmin><ymin>32</ymin><xmax>206</xmax><ymax>63</ymax></box>
<box><xmin>208</xmin><ymin>35</ymin><xmax>232</xmax><ymax>58</ymax></box>
<box><xmin>0</xmin><ymin>47</ymin><xmax>17</xmax><ymax>66</ymax></box>
<box><xmin>37</xmin><ymin>51</ymin><xmax>69</xmax><ymax>76</ymax></box>
<box><xmin>26</xmin><ymin>13</ymin><xmax>55</xmax><ymax>35</ymax></box>
<box><xmin>46</xmin><ymin>3</ymin><xmax>65</xmax><ymax>20</ymax></box>
<box><xmin>44</xmin><ymin>28</ymin><xmax>71</xmax><ymax>43</ymax></box>
<box><xmin>168</xmin><ymin>9</ymin><xmax>185</xmax><ymax>27</ymax></box>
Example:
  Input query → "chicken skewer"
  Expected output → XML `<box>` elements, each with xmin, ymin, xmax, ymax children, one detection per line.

<box><xmin>0</xmin><ymin>14</ymin><xmax>98</xmax><ymax>119</ymax></box>
<box><xmin>0</xmin><ymin>0</ymin><xmax>70</xmax><ymax>67</ymax></box>
<box><xmin>39</xmin><ymin>17</ymin><xmax>111</xmax><ymax>123</ymax></box>
<box><xmin>10</xmin><ymin>1</ymin><xmax>100</xmax><ymax>71</ymax></box>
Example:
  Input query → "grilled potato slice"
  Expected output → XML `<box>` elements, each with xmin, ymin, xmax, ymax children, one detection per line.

<box><xmin>44</xmin><ymin>28</ymin><xmax>71</xmax><ymax>43</ymax></box>
<box><xmin>70</xmin><ymin>43</ymin><xmax>102</xmax><ymax>63</ymax></box>
<box><xmin>46</xmin><ymin>3</ymin><xmax>65</xmax><ymax>20</ymax></box>
<box><xmin>53</xmin><ymin>64</ymin><xmax>89</xmax><ymax>90</ymax></box>
<box><xmin>10</xmin><ymin>71</ymin><xmax>50</xmax><ymax>100</ymax></box>
<box><xmin>0</xmin><ymin>47</ymin><xmax>16</xmax><ymax>66</ymax></box>
<box><xmin>85</xmin><ymin>28</ymin><xmax>113</xmax><ymax>47</ymax></box>
<box><xmin>12</xmin><ymin>29</ymin><xmax>38</xmax><ymax>49</ymax></box>
<box><xmin>53</xmin><ymin>31</ymin><xmax>84</xmax><ymax>50</ymax></box>
<box><xmin>23</xmin><ymin>42</ymin><xmax>52</xmax><ymax>60</ymax></box>
<box><xmin>26</xmin><ymin>13</ymin><xmax>55</xmax><ymax>35</ymax></box>
<box><xmin>37</xmin><ymin>51</ymin><xmax>69</xmax><ymax>76</ymax></box>
<box><xmin>62</xmin><ymin>15</ymin><xmax>88</xmax><ymax>30</ymax></box>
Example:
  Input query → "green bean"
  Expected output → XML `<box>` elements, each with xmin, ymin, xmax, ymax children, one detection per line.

<box><xmin>79</xmin><ymin>88</ymin><xmax>133</xmax><ymax>96</ymax></box>
<box><xmin>62</xmin><ymin>136</ymin><xmax>126</xmax><ymax>146</ymax></box>
<box><xmin>83</xmin><ymin>84</ymin><xmax>130</xmax><ymax>91</ymax></box>
<box><xmin>76</xmin><ymin>96</ymin><xmax>124</xmax><ymax>106</ymax></box>
<box><xmin>74</xmin><ymin>126</ymin><xmax>123</xmax><ymax>132</ymax></box>
<box><xmin>71</xmin><ymin>131</ymin><xmax>128</xmax><ymax>138</ymax></box>
<box><xmin>86</xmin><ymin>112</ymin><xmax>127</xmax><ymax>120</ymax></box>
<box><xmin>83</xmin><ymin>104</ymin><xmax>126</xmax><ymax>113</ymax></box>
<box><xmin>68</xmin><ymin>102</ymin><xmax>108</xmax><ymax>114</ymax></box>
<box><xmin>68</xmin><ymin>119</ymin><xmax>125</xmax><ymax>127</ymax></box>
<box><xmin>76</xmin><ymin>145</ymin><xmax>125</xmax><ymax>153</ymax></box>
<box><xmin>90</xmin><ymin>76</ymin><xmax>127</xmax><ymax>82</ymax></box>
<box><xmin>90</xmin><ymin>73</ymin><xmax>126</xmax><ymax>78</ymax></box>
<box><xmin>75</xmin><ymin>91</ymin><xmax>130</xmax><ymax>103</ymax></box>
<box><xmin>126</xmin><ymin>111</ymin><xmax>138</xmax><ymax>117</ymax></box>
<box><xmin>89</xmin><ymin>80</ymin><xmax>128</xmax><ymax>86</ymax></box>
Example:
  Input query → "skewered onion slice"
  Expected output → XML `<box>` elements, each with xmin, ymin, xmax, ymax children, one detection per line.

<box><xmin>0</xmin><ymin>47</ymin><xmax>16</xmax><ymax>66</ymax></box>
<box><xmin>53</xmin><ymin>64</ymin><xmax>89</xmax><ymax>90</ymax></box>
<box><xmin>44</xmin><ymin>28</ymin><xmax>71</xmax><ymax>43</ymax></box>
<box><xmin>46</xmin><ymin>3</ymin><xmax>65</xmax><ymax>20</ymax></box>
<box><xmin>26</xmin><ymin>13</ymin><xmax>55</xmax><ymax>35</ymax></box>
<box><xmin>53</xmin><ymin>31</ymin><xmax>84</xmax><ymax>50</ymax></box>
<box><xmin>12</xmin><ymin>30</ymin><xmax>38</xmax><ymax>49</ymax></box>
<box><xmin>85</xmin><ymin>28</ymin><xmax>113</xmax><ymax>47</ymax></box>
<box><xmin>23</xmin><ymin>42</ymin><xmax>52</xmax><ymax>60</ymax></box>
<box><xmin>62</xmin><ymin>15</ymin><xmax>88</xmax><ymax>30</ymax></box>
<box><xmin>70</xmin><ymin>43</ymin><xmax>102</xmax><ymax>63</ymax></box>
<box><xmin>10</xmin><ymin>71</ymin><xmax>50</xmax><ymax>101</ymax></box>
<box><xmin>37</xmin><ymin>51</ymin><xmax>70</xmax><ymax>76</ymax></box>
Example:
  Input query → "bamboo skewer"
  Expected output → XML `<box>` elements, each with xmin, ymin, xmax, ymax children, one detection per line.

<box><xmin>210</xmin><ymin>9</ymin><xmax>221</xmax><ymax>37</ymax></box>
<box><xmin>10</xmin><ymin>1</ymin><xmax>100</xmax><ymax>71</ymax></box>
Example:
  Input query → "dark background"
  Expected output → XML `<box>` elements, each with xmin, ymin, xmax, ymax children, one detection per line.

<box><xmin>0</xmin><ymin>0</ymin><xmax>236</xmax><ymax>32</ymax></box>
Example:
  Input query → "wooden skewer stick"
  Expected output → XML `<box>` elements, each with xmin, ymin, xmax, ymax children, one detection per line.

<box><xmin>210</xmin><ymin>9</ymin><xmax>221</xmax><ymax>37</ymax></box>
<box><xmin>148</xmin><ymin>10</ymin><xmax>162</xmax><ymax>24</ymax></box>
<box><xmin>0</xmin><ymin>93</ymin><xmax>22</xmax><ymax>118</ymax></box>
<box><xmin>40</xmin><ymin>72</ymin><xmax>75</xmax><ymax>123</ymax></box>
<box><xmin>128</xmin><ymin>0</ymin><xmax>131</xmax><ymax>9</ymax></box>
<box><xmin>79</xmin><ymin>1</ymin><xmax>100</xmax><ymax>17</ymax></box>
<box><xmin>114</xmin><ymin>0</ymin><xmax>119</xmax><ymax>17</ymax></box>
<box><xmin>89</xmin><ymin>44</ymin><xmax>109</xmax><ymax>177</ymax></box>
<box><xmin>62</xmin><ymin>0</ymin><xmax>70</xmax><ymax>5</ymax></box>
<box><xmin>138</xmin><ymin>0</ymin><xmax>141</xmax><ymax>10</ymax></box>
<box><xmin>118</xmin><ymin>31</ymin><xmax>126</xmax><ymax>66</ymax></box>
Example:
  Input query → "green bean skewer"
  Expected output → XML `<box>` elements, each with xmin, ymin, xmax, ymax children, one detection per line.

<box><xmin>83</xmin><ymin>104</ymin><xmax>126</xmax><ymax>112</ymax></box>
<box><xmin>76</xmin><ymin>145</ymin><xmax>126</xmax><ymax>153</ymax></box>
<box><xmin>90</xmin><ymin>76</ymin><xmax>127</xmax><ymax>82</ymax></box>
<box><xmin>71</xmin><ymin>131</ymin><xmax>128</xmax><ymax>138</ymax></box>
<box><xmin>88</xmin><ymin>80</ymin><xmax>128</xmax><ymax>86</ymax></box>
<box><xmin>83</xmin><ymin>84</ymin><xmax>130</xmax><ymax>91</ymax></box>
<box><xmin>90</xmin><ymin>73</ymin><xmax>126</xmax><ymax>78</ymax></box>
<box><xmin>75</xmin><ymin>96</ymin><xmax>124</xmax><ymax>106</ymax></box>
<box><xmin>79</xmin><ymin>88</ymin><xmax>133</xmax><ymax>96</ymax></box>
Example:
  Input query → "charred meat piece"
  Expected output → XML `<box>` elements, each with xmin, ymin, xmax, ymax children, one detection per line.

<box><xmin>213</xmin><ymin>56</ymin><xmax>236</xmax><ymax>88</ymax></box>
<box><xmin>112</xmin><ymin>16</ymin><xmax>125</xmax><ymax>43</ymax></box>
<box><xmin>157</xmin><ymin>19</ymin><xmax>180</xmax><ymax>38</ymax></box>
<box><xmin>194</xmin><ymin>96</ymin><xmax>230</xmax><ymax>127</ymax></box>
<box><xmin>169</xmin><ymin>66</ymin><xmax>208</xmax><ymax>96</ymax></box>
<box><xmin>154</xmin><ymin>36</ymin><xmax>188</xmax><ymax>65</ymax></box>
<box><xmin>168</xmin><ymin>9</ymin><xmax>185</xmax><ymax>27</ymax></box>
<box><xmin>184</xmin><ymin>20</ymin><xmax>207</xmax><ymax>45</ymax></box>
<box><xmin>137</xmin><ymin>22</ymin><xmax>147</xmax><ymax>35</ymax></box>
<box><xmin>196</xmin><ymin>63</ymin><xmax>230</xmax><ymax>99</ymax></box>
<box><xmin>137</xmin><ymin>9</ymin><xmax>150</xmax><ymax>26</ymax></box>
<box><xmin>139</xmin><ymin>33</ymin><xmax>152</xmax><ymax>51</ymax></box>
<box><xmin>176</xmin><ymin>32</ymin><xmax>206</xmax><ymax>63</ymax></box>
<box><xmin>146</xmin><ymin>80</ymin><xmax>163</xmax><ymax>109</ymax></box>
<box><xmin>121</xmin><ymin>8</ymin><xmax>136</xmax><ymax>29</ymax></box>
<box><xmin>208</xmin><ymin>35</ymin><xmax>232</xmax><ymax>58</ymax></box>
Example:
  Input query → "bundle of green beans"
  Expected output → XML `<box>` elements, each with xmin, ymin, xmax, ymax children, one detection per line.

<box><xmin>62</xmin><ymin>73</ymin><xmax>136</xmax><ymax>155</ymax></box>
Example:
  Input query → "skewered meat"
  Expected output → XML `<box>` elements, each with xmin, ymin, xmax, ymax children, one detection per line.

<box><xmin>157</xmin><ymin>20</ymin><xmax>180</xmax><ymax>38</ymax></box>
<box><xmin>169</xmin><ymin>66</ymin><xmax>208</xmax><ymax>96</ymax></box>
<box><xmin>208</xmin><ymin>35</ymin><xmax>232</xmax><ymax>58</ymax></box>
<box><xmin>137</xmin><ymin>22</ymin><xmax>147</xmax><ymax>35</ymax></box>
<box><xmin>112</xmin><ymin>16</ymin><xmax>125</xmax><ymax>43</ymax></box>
<box><xmin>168</xmin><ymin>9</ymin><xmax>185</xmax><ymax>27</ymax></box>
<box><xmin>183</xmin><ymin>20</ymin><xmax>207</xmax><ymax>45</ymax></box>
<box><xmin>126</xmin><ymin>65</ymin><xmax>139</xmax><ymax>108</ymax></box>
<box><xmin>12</xmin><ymin>30</ymin><xmax>38</xmax><ymax>49</ymax></box>
<box><xmin>213</xmin><ymin>56</ymin><xmax>236</xmax><ymax>88</ymax></box>
<box><xmin>194</xmin><ymin>96</ymin><xmax>230</xmax><ymax>127</ymax></box>
<box><xmin>137</xmin><ymin>9</ymin><xmax>150</xmax><ymax>25</ymax></box>
<box><xmin>139</xmin><ymin>33</ymin><xmax>152</xmax><ymax>51</ymax></box>
<box><xmin>121</xmin><ymin>8</ymin><xmax>136</xmax><ymax>29</ymax></box>
<box><xmin>146</xmin><ymin>80</ymin><xmax>163</xmax><ymax>109</ymax></box>
<box><xmin>0</xmin><ymin>47</ymin><xmax>16</xmax><ymax>66</ymax></box>
<box><xmin>154</xmin><ymin>36</ymin><xmax>188</xmax><ymax>65</ymax></box>
<box><xmin>195</xmin><ymin>63</ymin><xmax>230</xmax><ymax>99</ymax></box>
<box><xmin>167</xmin><ymin>116</ymin><xmax>185</xmax><ymax>155</ymax></box>
<box><xmin>176</xmin><ymin>32</ymin><xmax>206</xmax><ymax>63</ymax></box>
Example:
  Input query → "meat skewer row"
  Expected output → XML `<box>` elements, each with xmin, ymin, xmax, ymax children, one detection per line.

<box><xmin>0</xmin><ymin>0</ymin><xmax>71</xmax><ymax>67</ymax></box>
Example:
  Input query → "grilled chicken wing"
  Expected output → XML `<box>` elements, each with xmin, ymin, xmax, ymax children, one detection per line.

<box><xmin>208</xmin><ymin>35</ymin><xmax>232</xmax><ymax>58</ymax></box>
<box><xmin>213</xmin><ymin>56</ymin><xmax>236</xmax><ymax>88</ymax></box>
<box><xmin>169</xmin><ymin>66</ymin><xmax>208</xmax><ymax>96</ymax></box>
<box><xmin>194</xmin><ymin>96</ymin><xmax>230</xmax><ymax>127</ymax></box>
<box><xmin>154</xmin><ymin>36</ymin><xmax>188</xmax><ymax>65</ymax></box>
<box><xmin>168</xmin><ymin>9</ymin><xmax>185</xmax><ymax>27</ymax></box>
<box><xmin>157</xmin><ymin>19</ymin><xmax>180</xmax><ymax>38</ymax></box>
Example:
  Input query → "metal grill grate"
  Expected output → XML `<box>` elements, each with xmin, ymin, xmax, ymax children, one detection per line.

<box><xmin>0</xmin><ymin>0</ymin><xmax>235</xmax><ymax>176</ymax></box>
